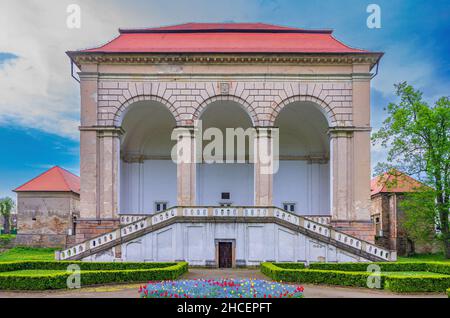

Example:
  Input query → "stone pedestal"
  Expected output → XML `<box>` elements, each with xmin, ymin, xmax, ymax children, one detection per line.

<box><xmin>75</xmin><ymin>219</ymin><xmax>120</xmax><ymax>243</ymax></box>
<box><xmin>331</xmin><ymin>220</ymin><xmax>375</xmax><ymax>243</ymax></box>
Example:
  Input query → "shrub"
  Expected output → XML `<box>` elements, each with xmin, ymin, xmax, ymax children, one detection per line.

<box><xmin>261</xmin><ymin>262</ymin><xmax>382</xmax><ymax>288</ymax></box>
<box><xmin>270</xmin><ymin>262</ymin><xmax>306</xmax><ymax>269</ymax></box>
<box><xmin>447</xmin><ymin>288</ymin><xmax>450</xmax><ymax>298</ymax></box>
<box><xmin>0</xmin><ymin>261</ymin><xmax>188</xmax><ymax>290</ymax></box>
<box><xmin>384</xmin><ymin>275</ymin><xmax>450</xmax><ymax>293</ymax></box>
<box><xmin>309</xmin><ymin>262</ymin><xmax>450</xmax><ymax>275</ymax></box>
<box><xmin>262</xmin><ymin>262</ymin><xmax>450</xmax><ymax>293</ymax></box>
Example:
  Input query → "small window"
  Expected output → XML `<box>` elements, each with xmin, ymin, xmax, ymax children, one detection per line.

<box><xmin>155</xmin><ymin>201</ymin><xmax>168</xmax><ymax>212</ymax></box>
<box><xmin>219</xmin><ymin>202</ymin><xmax>232</xmax><ymax>207</ymax></box>
<box><xmin>221</xmin><ymin>192</ymin><xmax>230</xmax><ymax>200</ymax></box>
<box><xmin>283</xmin><ymin>203</ymin><xmax>296</xmax><ymax>213</ymax></box>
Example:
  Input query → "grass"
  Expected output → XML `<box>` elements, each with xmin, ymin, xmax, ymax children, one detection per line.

<box><xmin>0</xmin><ymin>247</ymin><xmax>57</xmax><ymax>262</ymax></box>
<box><xmin>397</xmin><ymin>253</ymin><xmax>450</xmax><ymax>263</ymax></box>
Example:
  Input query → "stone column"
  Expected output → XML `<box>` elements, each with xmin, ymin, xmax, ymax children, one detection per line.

<box><xmin>254</xmin><ymin>127</ymin><xmax>278</xmax><ymax>206</ymax></box>
<box><xmin>79</xmin><ymin>67</ymin><xmax>99</xmax><ymax>219</ymax></box>
<box><xmin>329</xmin><ymin>128</ymin><xmax>354</xmax><ymax>220</ymax></box>
<box><xmin>329</xmin><ymin>127</ymin><xmax>374</xmax><ymax>242</ymax></box>
<box><xmin>97</xmin><ymin>127</ymin><xmax>123</xmax><ymax>219</ymax></box>
<box><xmin>173</xmin><ymin>126</ymin><xmax>196</xmax><ymax>206</ymax></box>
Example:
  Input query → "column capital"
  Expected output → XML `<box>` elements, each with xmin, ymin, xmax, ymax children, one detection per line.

<box><xmin>328</xmin><ymin>126</ymin><xmax>371</xmax><ymax>138</ymax></box>
<box><xmin>254</xmin><ymin>126</ymin><xmax>279</xmax><ymax>138</ymax></box>
<box><xmin>79</xmin><ymin>125</ymin><xmax>125</xmax><ymax>137</ymax></box>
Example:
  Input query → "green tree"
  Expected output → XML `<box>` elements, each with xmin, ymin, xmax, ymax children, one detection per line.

<box><xmin>372</xmin><ymin>82</ymin><xmax>450</xmax><ymax>258</ymax></box>
<box><xmin>0</xmin><ymin>197</ymin><xmax>15</xmax><ymax>234</ymax></box>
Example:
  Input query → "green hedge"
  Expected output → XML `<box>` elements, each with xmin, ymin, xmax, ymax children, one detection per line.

<box><xmin>270</xmin><ymin>262</ymin><xmax>306</xmax><ymax>269</ymax></box>
<box><xmin>0</xmin><ymin>261</ymin><xmax>188</xmax><ymax>290</ymax></box>
<box><xmin>261</xmin><ymin>262</ymin><xmax>380</xmax><ymax>288</ymax></box>
<box><xmin>309</xmin><ymin>262</ymin><xmax>450</xmax><ymax>275</ymax></box>
<box><xmin>384</xmin><ymin>276</ymin><xmax>450</xmax><ymax>293</ymax></box>
<box><xmin>0</xmin><ymin>261</ymin><xmax>179</xmax><ymax>272</ymax></box>
<box><xmin>261</xmin><ymin>262</ymin><xmax>450</xmax><ymax>293</ymax></box>
<box><xmin>447</xmin><ymin>288</ymin><xmax>450</xmax><ymax>298</ymax></box>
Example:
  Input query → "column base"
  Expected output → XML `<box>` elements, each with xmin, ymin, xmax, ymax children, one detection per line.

<box><xmin>75</xmin><ymin>219</ymin><xmax>120</xmax><ymax>243</ymax></box>
<box><xmin>331</xmin><ymin>220</ymin><xmax>375</xmax><ymax>243</ymax></box>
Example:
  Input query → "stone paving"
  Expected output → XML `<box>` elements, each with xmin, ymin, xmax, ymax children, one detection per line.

<box><xmin>0</xmin><ymin>269</ymin><xmax>445</xmax><ymax>298</ymax></box>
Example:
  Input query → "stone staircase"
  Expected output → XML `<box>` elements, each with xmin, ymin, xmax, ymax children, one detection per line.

<box><xmin>56</xmin><ymin>206</ymin><xmax>396</xmax><ymax>262</ymax></box>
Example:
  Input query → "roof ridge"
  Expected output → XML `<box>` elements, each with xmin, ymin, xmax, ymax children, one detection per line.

<box><xmin>119</xmin><ymin>22</ymin><xmax>333</xmax><ymax>34</ymax></box>
<box><xmin>55</xmin><ymin>166</ymin><xmax>72</xmax><ymax>192</ymax></box>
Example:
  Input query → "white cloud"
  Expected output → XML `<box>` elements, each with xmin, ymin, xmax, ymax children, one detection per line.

<box><xmin>0</xmin><ymin>0</ymin><xmax>258</xmax><ymax>140</ymax></box>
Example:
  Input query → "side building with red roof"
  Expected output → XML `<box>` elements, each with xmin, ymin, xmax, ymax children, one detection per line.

<box><xmin>370</xmin><ymin>170</ymin><xmax>438</xmax><ymax>256</ymax></box>
<box><xmin>13</xmin><ymin>166</ymin><xmax>80</xmax><ymax>247</ymax></box>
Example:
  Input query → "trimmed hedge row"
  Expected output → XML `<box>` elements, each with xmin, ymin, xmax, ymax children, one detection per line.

<box><xmin>309</xmin><ymin>262</ymin><xmax>450</xmax><ymax>275</ymax></box>
<box><xmin>0</xmin><ymin>261</ymin><xmax>188</xmax><ymax>290</ymax></box>
<box><xmin>261</xmin><ymin>262</ymin><xmax>450</xmax><ymax>293</ymax></box>
<box><xmin>0</xmin><ymin>261</ymin><xmax>179</xmax><ymax>273</ymax></box>
<box><xmin>384</xmin><ymin>275</ymin><xmax>450</xmax><ymax>293</ymax></box>
<box><xmin>261</xmin><ymin>262</ymin><xmax>379</xmax><ymax>288</ymax></box>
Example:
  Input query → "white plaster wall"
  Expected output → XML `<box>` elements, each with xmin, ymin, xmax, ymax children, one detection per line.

<box><xmin>120</xmin><ymin>160</ymin><xmax>176</xmax><ymax>214</ymax></box>
<box><xmin>112</xmin><ymin>222</ymin><xmax>369</xmax><ymax>265</ymax></box>
<box><xmin>273</xmin><ymin>160</ymin><xmax>330</xmax><ymax>215</ymax></box>
<box><xmin>197</xmin><ymin>163</ymin><xmax>254</xmax><ymax>206</ymax></box>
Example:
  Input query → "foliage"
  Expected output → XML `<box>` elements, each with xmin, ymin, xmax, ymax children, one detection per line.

<box><xmin>0</xmin><ymin>247</ymin><xmax>57</xmax><ymax>262</ymax></box>
<box><xmin>139</xmin><ymin>279</ymin><xmax>304</xmax><ymax>298</ymax></box>
<box><xmin>261</xmin><ymin>262</ymin><xmax>378</xmax><ymax>288</ymax></box>
<box><xmin>0</xmin><ymin>261</ymin><xmax>188</xmax><ymax>290</ymax></box>
<box><xmin>308</xmin><ymin>261</ymin><xmax>450</xmax><ymax>275</ymax></box>
<box><xmin>0</xmin><ymin>197</ymin><xmax>14</xmax><ymax>234</ymax></box>
<box><xmin>447</xmin><ymin>287</ymin><xmax>450</xmax><ymax>297</ymax></box>
<box><xmin>400</xmin><ymin>188</ymin><xmax>442</xmax><ymax>251</ymax></box>
<box><xmin>372</xmin><ymin>82</ymin><xmax>450</xmax><ymax>258</ymax></box>
<box><xmin>384</xmin><ymin>275</ymin><xmax>450</xmax><ymax>293</ymax></box>
<box><xmin>0</xmin><ymin>234</ymin><xmax>16</xmax><ymax>246</ymax></box>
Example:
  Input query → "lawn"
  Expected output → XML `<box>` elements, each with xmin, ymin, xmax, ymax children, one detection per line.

<box><xmin>398</xmin><ymin>253</ymin><xmax>450</xmax><ymax>263</ymax></box>
<box><xmin>0</xmin><ymin>247</ymin><xmax>57</xmax><ymax>262</ymax></box>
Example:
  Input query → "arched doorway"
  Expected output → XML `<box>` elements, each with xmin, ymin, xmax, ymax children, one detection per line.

<box><xmin>119</xmin><ymin>101</ymin><xmax>177</xmax><ymax>214</ymax></box>
<box><xmin>273</xmin><ymin>101</ymin><xmax>330</xmax><ymax>215</ymax></box>
<box><xmin>196</xmin><ymin>100</ymin><xmax>254</xmax><ymax>206</ymax></box>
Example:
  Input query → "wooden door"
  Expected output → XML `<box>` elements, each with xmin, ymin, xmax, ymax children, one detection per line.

<box><xmin>218</xmin><ymin>242</ymin><xmax>232</xmax><ymax>268</ymax></box>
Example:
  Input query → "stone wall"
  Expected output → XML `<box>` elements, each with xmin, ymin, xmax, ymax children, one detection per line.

<box><xmin>15</xmin><ymin>191</ymin><xmax>79</xmax><ymax>248</ymax></box>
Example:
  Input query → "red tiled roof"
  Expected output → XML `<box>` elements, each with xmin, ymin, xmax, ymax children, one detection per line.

<box><xmin>14</xmin><ymin>166</ymin><xmax>80</xmax><ymax>194</ymax></box>
<box><xmin>72</xmin><ymin>22</ymin><xmax>371</xmax><ymax>54</ymax></box>
<box><xmin>371</xmin><ymin>170</ymin><xmax>424</xmax><ymax>196</ymax></box>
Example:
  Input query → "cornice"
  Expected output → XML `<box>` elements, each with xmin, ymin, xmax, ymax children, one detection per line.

<box><xmin>69</xmin><ymin>52</ymin><xmax>382</xmax><ymax>69</ymax></box>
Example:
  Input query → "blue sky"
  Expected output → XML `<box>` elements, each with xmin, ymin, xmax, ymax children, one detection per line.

<box><xmin>1</xmin><ymin>0</ymin><xmax>449</xmax><ymax>199</ymax></box>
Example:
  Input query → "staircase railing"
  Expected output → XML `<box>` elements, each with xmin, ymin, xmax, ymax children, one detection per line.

<box><xmin>57</xmin><ymin>206</ymin><xmax>396</xmax><ymax>261</ymax></box>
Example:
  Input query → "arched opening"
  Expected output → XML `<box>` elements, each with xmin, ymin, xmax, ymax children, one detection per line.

<box><xmin>273</xmin><ymin>101</ymin><xmax>330</xmax><ymax>215</ymax></box>
<box><xmin>120</xmin><ymin>101</ymin><xmax>177</xmax><ymax>214</ymax></box>
<box><xmin>196</xmin><ymin>100</ymin><xmax>254</xmax><ymax>206</ymax></box>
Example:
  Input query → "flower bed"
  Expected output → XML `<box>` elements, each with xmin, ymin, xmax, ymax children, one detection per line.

<box><xmin>139</xmin><ymin>279</ymin><xmax>304</xmax><ymax>298</ymax></box>
<box><xmin>0</xmin><ymin>261</ymin><xmax>188</xmax><ymax>290</ymax></box>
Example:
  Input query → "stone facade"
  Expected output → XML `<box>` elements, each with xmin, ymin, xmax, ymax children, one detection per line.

<box><xmin>15</xmin><ymin>192</ymin><xmax>79</xmax><ymax>247</ymax></box>
<box><xmin>370</xmin><ymin>192</ymin><xmax>439</xmax><ymax>255</ymax></box>
<box><xmin>75</xmin><ymin>60</ymin><xmax>376</xmax><ymax>240</ymax></box>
